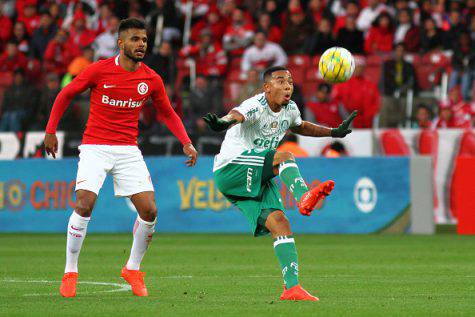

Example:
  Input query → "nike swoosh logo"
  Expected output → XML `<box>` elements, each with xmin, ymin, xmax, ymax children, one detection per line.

<box><xmin>76</xmin><ymin>180</ymin><xmax>86</xmax><ymax>184</ymax></box>
<box><xmin>103</xmin><ymin>84</ymin><xmax>116</xmax><ymax>88</ymax></box>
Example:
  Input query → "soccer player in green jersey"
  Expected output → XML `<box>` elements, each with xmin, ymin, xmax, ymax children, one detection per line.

<box><xmin>203</xmin><ymin>66</ymin><xmax>356</xmax><ymax>301</ymax></box>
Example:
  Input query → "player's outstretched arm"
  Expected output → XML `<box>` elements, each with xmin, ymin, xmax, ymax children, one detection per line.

<box><xmin>290</xmin><ymin>111</ymin><xmax>357</xmax><ymax>138</ymax></box>
<box><xmin>202</xmin><ymin>110</ymin><xmax>244</xmax><ymax>132</ymax></box>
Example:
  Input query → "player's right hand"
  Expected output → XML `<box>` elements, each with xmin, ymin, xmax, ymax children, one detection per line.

<box><xmin>202</xmin><ymin>113</ymin><xmax>236</xmax><ymax>132</ymax></box>
<box><xmin>44</xmin><ymin>133</ymin><xmax>58</xmax><ymax>159</ymax></box>
<box><xmin>183</xmin><ymin>143</ymin><xmax>198</xmax><ymax>167</ymax></box>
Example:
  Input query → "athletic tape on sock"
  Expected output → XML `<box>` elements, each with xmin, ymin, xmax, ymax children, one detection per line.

<box><xmin>278</xmin><ymin>162</ymin><xmax>298</xmax><ymax>175</ymax></box>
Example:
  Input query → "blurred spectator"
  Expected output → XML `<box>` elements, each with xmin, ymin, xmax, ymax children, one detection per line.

<box><xmin>241</xmin><ymin>32</ymin><xmax>287</xmax><ymax>74</ymax></box>
<box><xmin>235</xmin><ymin>69</ymin><xmax>261</xmax><ymax>104</ymax></box>
<box><xmin>219</xmin><ymin>0</ymin><xmax>237</xmax><ymax>27</ymax></box>
<box><xmin>68</xmin><ymin>10</ymin><xmax>96</xmax><ymax>51</ymax></box>
<box><xmin>0</xmin><ymin>3</ymin><xmax>12</xmax><ymax>44</ymax></box>
<box><xmin>277</xmin><ymin>133</ymin><xmax>309</xmax><ymax>157</ymax></box>
<box><xmin>394</xmin><ymin>9</ymin><xmax>420</xmax><ymax>52</ymax></box>
<box><xmin>357</xmin><ymin>0</ymin><xmax>392</xmax><ymax>33</ymax></box>
<box><xmin>449</xmin><ymin>32</ymin><xmax>475</xmax><ymax>102</ymax></box>
<box><xmin>336</xmin><ymin>15</ymin><xmax>364</xmax><ymax>54</ymax></box>
<box><xmin>260</xmin><ymin>0</ymin><xmax>283</xmax><ymax>27</ymax></box>
<box><xmin>434</xmin><ymin>87</ymin><xmax>474</xmax><ymax>128</ymax></box>
<box><xmin>420</xmin><ymin>18</ymin><xmax>443</xmax><ymax>53</ymax></box>
<box><xmin>0</xmin><ymin>41</ymin><xmax>28</xmax><ymax>72</ymax></box>
<box><xmin>146</xmin><ymin>0</ymin><xmax>181</xmax><ymax>52</ymax></box>
<box><xmin>44</xmin><ymin>29</ymin><xmax>80</xmax><ymax>75</ymax></box>
<box><xmin>0</xmin><ymin>69</ymin><xmax>35</xmax><ymax>132</ymax></box>
<box><xmin>93</xmin><ymin>4</ymin><xmax>113</xmax><ymax>35</ymax></box>
<box><xmin>180</xmin><ymin>30</ymin><xmax>227</xmax><ymax>77</ymax></box>
<box><xmin>333</xmin><ymin>1</ymin><xmax>359</xmax><ymax>35</ymax></box>
<box><xmin>11</xmin><ymin>22</ymin><xmax>30</xmax><ymax>55</ymax></box>
<box><xmin>144</xmin><ymin>41</ymin><xmax>176</xmax><ymax>85</ymax></box>
<box><xmin>256</xmin><ymin>13</ymin><xmax>282</xmax><ymax>43</ymax></box>
<box><xmin>333</xmin><ymin>57</ymin><xmax>381</xmax><ymax>128</ymax></box>
<box><xmin>308</xmin><ymin>0</ymin><xmax>333</xmax><ymax>26</ymax></box>
<box><xmin>30</xmin><ymin>72</ymin><xmax>61</xmax><ymax>130</ymax></box>
<box><xmin>190</xmin><ymin>5</ymin><xmax>226</xmax><ymax>45</ymax></box>
<box><xmin>93</xmin><ymin>15</ymin><xmax>120</xmax><ymax>60</ymax></box>
<box><xmin>380</xmin><ymin>43</ymin><xmax>417</xmax><ymax>127</ymax></box>
<box><xmin>442</xmin><ymin>9</ymin><xmax>467</xmax><ymax>50</ymax></box>
<box><xmin>469</xmin><ymin>16</ymin><xmax>475</xmax><ymax>42</ymax></box>
<box><xmin>185</xmin><ymin>75</ymin><xmax>223</xmax><ymax>133</ymax></box>
<box><xmin>304</xmin><ymin>17</ymin><xmax>336</xmax><ymax>55</ymax></box>
<box><xmin>281</xmin><ymin>7</ymin><xmax>314</xmax><ymax>55</ymax></box>
<box><xmin>364</xmin><ymin>12</ymin><xmax>395</xmax><ymax>54</ymax></box>
<box><xmin>434</xmin><ymin>88</ymin><xmax>473</xmax><ymax>128</ymax></box>
<box><xmin>411</xmin><ymin>103</ymin><xmax>433</xmax><ymax>129</ymax></box>
<box><xmin>47</xmin><ymin>3</ymin><xmax>63</xmax><ymax>27</ymax></box>
<box><xmin>68</xmin><ymin>47</ymin><xmax>94</xmax><ymax>77</ymax></box>
<box><xmin>17</xmin><ymin>2</ymin><xmax>39</xmax><ymax>36</ymax></box>
<box><xmin>223</xmin><ymin>8</ymin><xmax>255</xmax><ymax>57</ymax></box>
<box><xmin>30</xmin><ymin>12</ymin><xmax>57</xmax><ymax>59</ymax></box>
<box><xmin>306</xmin><ymin>83</ymin><xmax>342</xmax><ymax>128</ymax></box>
<box><xmin>321</xmin><ymin>141</ymin><xmax>348</xmax><ymax>157</ymax></box>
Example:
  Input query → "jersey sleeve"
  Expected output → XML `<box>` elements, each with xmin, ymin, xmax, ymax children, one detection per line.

<box><xmin>290</xmin><ymin>102</ymin><xmax>303</xmax><ymax>127</ymax></box>
<box><xmin>233</xmin><ymin>96</ymin><xmax>261</xmax><ymax>124</ymax></box>
<box><xmin>151</xmin><ymin>75</ymin><xmax>191</xmax><ymax>145</ymax></box>
<box><xmin>45</xmin><ymin>63</ymin><xmax>98</xmax><ymax>133</ymax></box>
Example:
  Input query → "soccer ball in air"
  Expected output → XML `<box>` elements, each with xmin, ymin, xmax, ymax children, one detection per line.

<box><xmin>318</xmin><ymin>47</ymin><xmax>355</xmax><ymax>84</ymax></box>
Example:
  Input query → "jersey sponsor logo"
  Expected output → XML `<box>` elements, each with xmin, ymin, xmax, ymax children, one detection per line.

<box><xmin>253</xmin><ymin>136</ymin><xmax>280</xmax><ymax>149</ymax></box>
<box><xmin>103</xmin><ymin>84</ymin><xmax>116</xmax><ymax>88</ymax></box>
<box><xmin>101</xmin><ymin>95</ymin><xmax>143</xmax><ymax>108</ymax></box>
<box><xmin>137</xmin><ymin>82</ymin><xmax>148</xmax><ymax>95</ymax></box>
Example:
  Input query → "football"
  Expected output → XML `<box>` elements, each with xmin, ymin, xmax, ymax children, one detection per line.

<box><xmin>318</xmin><ymin>47</ymin><xmax>355</xmax><ymax>84</ymax></box>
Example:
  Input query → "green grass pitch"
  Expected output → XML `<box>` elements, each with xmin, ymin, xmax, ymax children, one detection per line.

<box><xmin>0</xmin><ymin>234</ymin><xmax>474</xmax><ymax>316</ymax></box>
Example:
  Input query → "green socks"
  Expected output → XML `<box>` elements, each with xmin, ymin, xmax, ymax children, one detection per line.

<box><xmin>278</xmin><ymin>160</ymin><xmax>308</xmax><ymax>201</ymax></box>
<box><xmin>274</xmin><ymin>235</ymin><xmax>299</xmax><ymax>288</ymax></box>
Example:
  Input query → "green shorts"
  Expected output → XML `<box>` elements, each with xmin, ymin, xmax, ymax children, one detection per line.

<box><xmin>214</xmin><ymin>149</ymin><xmax>285</xmax><ymax>236</ymax></box>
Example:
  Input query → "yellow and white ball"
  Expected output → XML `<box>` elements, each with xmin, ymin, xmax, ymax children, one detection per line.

<box><xmin>318</xmin><ymin>47</ymin><xmax>355</xmax><ymax>84</ymax></box>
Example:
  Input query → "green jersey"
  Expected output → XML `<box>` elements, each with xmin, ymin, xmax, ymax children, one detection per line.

<box><xmin>213</xmin><ymin>93</ymin><xmax>303</xmax><ymax>171</ymax></box>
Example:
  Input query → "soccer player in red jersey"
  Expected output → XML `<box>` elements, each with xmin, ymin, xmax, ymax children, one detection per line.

<box><xmin>43</xmin><ymin>18</ymin><xmax>198</xmax><ymax>298</ymax></box>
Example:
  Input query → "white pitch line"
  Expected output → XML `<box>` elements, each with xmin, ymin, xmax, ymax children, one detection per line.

<box><xmin>1</xmin><ymin>279</ymin><xmax>131</xmax><ymax>297</ymax></box>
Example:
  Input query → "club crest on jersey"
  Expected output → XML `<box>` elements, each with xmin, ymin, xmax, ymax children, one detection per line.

<box><xmin>137</xmin><ymin>82</ymin><xmax>148</xmax><ymax>95</ymax></box>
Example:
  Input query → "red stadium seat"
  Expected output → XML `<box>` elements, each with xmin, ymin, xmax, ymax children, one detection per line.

<box><xmin>418</xmin><ymin>129</ymin><xmax>440</xmax><ymax>209</ymax></box>
<box><xmin>366</xmin><ymin>54</ymin><xmax>391</xmax><ymax>66</ymax></box>
<box><xmin>302</xmin><ymin>82</ymin><xmax>320</xmax><ymax>102</ymax></box>
<box><xmin>305</xmin><ymin>68</ymin><xmax>321</xmax><ymax>82</ymax></box>
<box><xmin>414</xmin><ymin>64</ymin><xmax>437</xmax><ymax>90</ymax></box>
<box><xmin>223</xmin><ymin>81</ymin><xmax>243</xmax><ymax>110</ymax></box>
<box><xmin>311</xmin><ymin>55</ymin><xmax>322</xmax><ymax>67</ymax></box>
<box><xmin>380</xmin><ymin>129</ymin><xmax>410</xmax><ymax>156</ymax></box>
<box><xmin>287</xmin><ymin>65</ymin><xmax>305</xmax><ymax>86</ymax></box>
<box><xmin>227</xmin><ymin>69</ymin><xmax>245</xmax><ymax>82</ymax></box>
<box><xmin>457</xmin><ymin>130</ymin><xmax>475</xmax><ymax>157</ymax></box>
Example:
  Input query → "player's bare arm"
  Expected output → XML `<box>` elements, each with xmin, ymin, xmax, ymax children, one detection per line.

<box><xmin>291</xmin><ymin>110</ymin><xmax>358</xmax><ymax>138</ymax></box>
<box><xmin>202</xmin><ymin>110</ymin><xmax>244</xmax><ymax>132</ymax></box>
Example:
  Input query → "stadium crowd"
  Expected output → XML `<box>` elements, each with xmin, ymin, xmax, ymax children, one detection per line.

<box><xmin>0</xmin><ymin>0</ymin><xmax>474</xmax><ymax>134</ymax></box>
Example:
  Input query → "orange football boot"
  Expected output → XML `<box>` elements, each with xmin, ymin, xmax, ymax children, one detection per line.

<box><xmin>298</xmin><ymin>180</ymin><xmax>335</xmax><ymax>216</ymax></box>
<box><xmin>280</xmin><ymin>284</ymin><xmax>319</xmax><ymax>301</ymax></box>
<box><xmin>121</xmin><ymin>266</ymin><xmax>148</xmax><ymax>296</ymax></box>
<box><xmin>60</xmin><ymin>272</ymin><xmax>78</xmax><ymax>298</ymax></box>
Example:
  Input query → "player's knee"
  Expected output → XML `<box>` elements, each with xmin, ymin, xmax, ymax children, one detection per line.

<box><xmin>75</xmin><ymin>199</ymin><xmax>94</xmax><ymax>217</ymax></box>
<box><xmin>272</xmin><ymin>212</ymin><xmax>290</xmax><ymax>225</ymax></box>
<box><xmin>139</xmin><ymin>204</ymin><xmax>157</xmax><ymax>222</ymax></box>
<box><xmin>279</xmin><ymin>151</ymin><xmax>295</xmax><ymax>163</ymax></box>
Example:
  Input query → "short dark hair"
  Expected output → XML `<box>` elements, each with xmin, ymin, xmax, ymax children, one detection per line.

<box><xmin>118</xmin><ymin>18</ymin><xmax>146</xmax><ymax>35</ymax></box>
<box><xmin>262</xmin><ymin>66</ymin><xmax>288</xmax><ymax>82</ymax></box>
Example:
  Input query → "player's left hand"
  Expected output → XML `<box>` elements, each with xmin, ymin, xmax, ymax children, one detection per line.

<box><xmin>331</xmin><ymin>110</ymin><xmax>357</xmax><ymax>138</ymax></box>
<box><xmin>183</xmin><ymin>143</ymin><xmax>198</xmax><ymax>167</ymax></box>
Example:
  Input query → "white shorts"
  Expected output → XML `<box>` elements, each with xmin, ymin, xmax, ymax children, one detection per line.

<box><xmin>75</xmin><ymin>145</ymin><xmax>154</xmax><ymax>197</ymax></box>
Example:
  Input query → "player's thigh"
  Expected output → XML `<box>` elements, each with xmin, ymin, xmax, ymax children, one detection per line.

<box><xmin>76</xmin><ymin>145</ymin><xmax>114</xmax><ymax>196</ymax></box>
<box><xmin>111</xmin><ymin>148</ymin><xmax>153</xmax><ymax>197</ymax></box>
<box><xmin>130</xmin><ymin>191</ymin><xmax>157</xmax><ymax>222</ymax></box>
<box><xmin>214</xmin><ymin>149</ymin><xmax>274</xmax><ymax>197</ymax></box>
